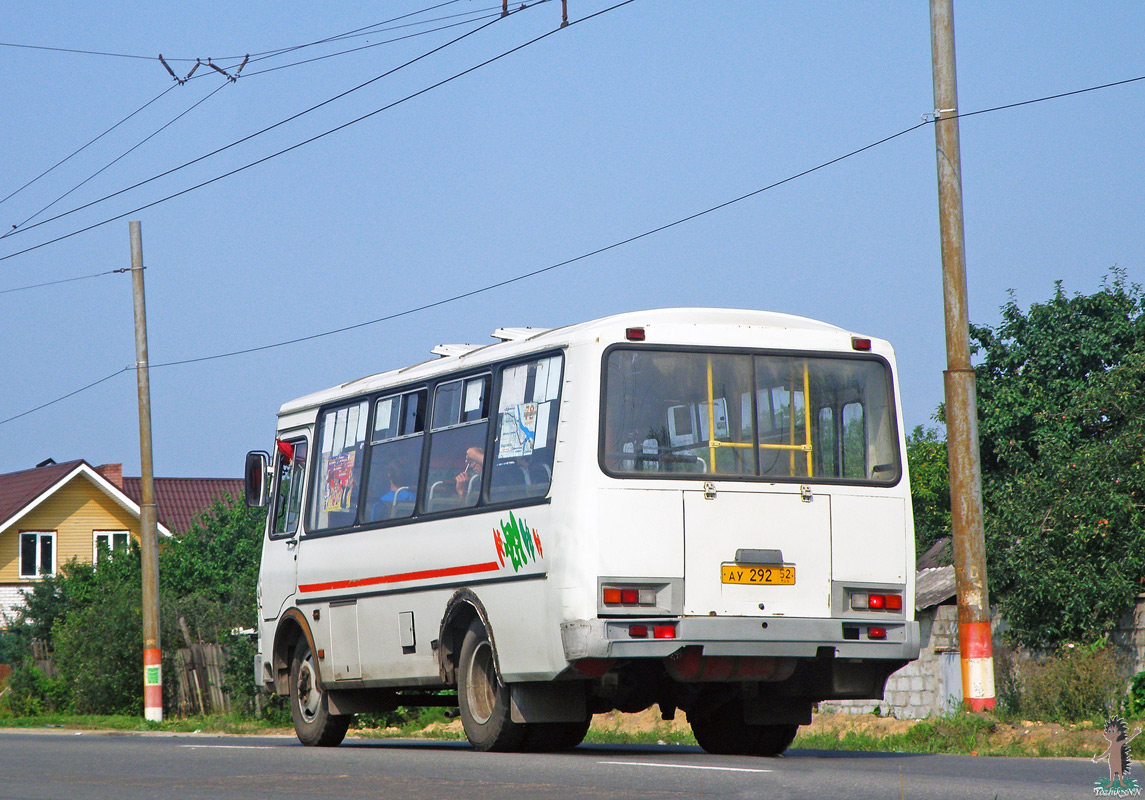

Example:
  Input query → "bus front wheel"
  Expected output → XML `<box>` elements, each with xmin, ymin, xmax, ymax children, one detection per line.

<box><xmin>289</xmin><ymin>638</ymin><xmax>351</xmax><ymax>747</ymax></box>
<box><xmin>458</xmin><ymin>621</ymin><xmax>525</xmax><ymax>751</ymax></box>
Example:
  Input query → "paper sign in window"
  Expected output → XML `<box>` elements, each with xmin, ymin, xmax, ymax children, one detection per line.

<box><xmin>498</xmin><ymin>403</ymin><xmax>538</xmax><ymax>458</ymax></box>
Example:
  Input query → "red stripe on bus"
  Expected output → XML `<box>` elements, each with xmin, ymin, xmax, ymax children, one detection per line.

<box><xmin>298</xmin><ymin>561</ymin><xmax>501</xmax><ymax>594</ymax></box>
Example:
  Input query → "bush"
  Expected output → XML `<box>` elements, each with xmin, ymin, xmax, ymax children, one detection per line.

<box><xmin>0</xmin><ymin>662</ymin><xmax>69</xmax><ymax>717</ymax></box>
<box><xmin>1005</xmin><ymin>641</ymin><xmax>1128</xmax><ymax>723</ymax></box>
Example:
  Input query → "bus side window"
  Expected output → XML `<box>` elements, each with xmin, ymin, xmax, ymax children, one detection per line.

<box><xmin>362</xmin><ymin>390</ymin><xmax>425</xmax><ymax>523</ymax></box>
<box><xmin>272</xmin><ymin>438</ymin><xmax>308</xmax><ymax>537</ymax></box>
<box><xmin>490</xmin><ymin>355</ymin><xmax>562</xmax><ymax>503</ymax></box>
<box><xmin>308</xmin><ymin>400</ymin><xmax>369</xmax><ymax>532</ymax></box>
<box><xmin>426</xmin><ymin>375</ymin><xmax>491</xmax><ymax>512</ymax></box>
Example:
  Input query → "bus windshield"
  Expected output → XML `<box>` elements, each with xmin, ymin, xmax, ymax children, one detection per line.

<box><xmin>602</xmin><ymin>348</ymin><xmax>900</xmax><ymax>483</ymax></box>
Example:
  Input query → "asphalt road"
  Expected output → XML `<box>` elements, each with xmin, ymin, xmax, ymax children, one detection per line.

<box><xmin>0</xmin><ymin>731</ymin><xmax>1097</xmax><ymax>799</ymax></box>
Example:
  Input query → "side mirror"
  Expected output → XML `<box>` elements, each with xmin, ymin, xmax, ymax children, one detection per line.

<box><xmin>245</xmin><ymin>451</ymin><xmax>269</xmax><ymax>508</ymax></box>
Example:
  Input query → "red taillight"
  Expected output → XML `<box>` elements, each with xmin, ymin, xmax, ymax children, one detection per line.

<box><xmin>626</xmin><ymin>327</ymin><xmax>646</xmax><ymax>341</ymax></box>
<box><xmin>620</xmin><ymin>588</ymin><xmax>639</xmax><ymax>604</ymax></box>
<box><xmin>885</xmin><ymin>594</ymin><xmax>903</xmax><ymax>611</ymax></box>
<box><xmin>629</xmin><ymin>624</ymin><xmax>648</xmax><ymax>638</ymax></box>
<box><xmin>868</xmin><ymin>626</ymin><xmax>887</xmax><ymax>640</ymax></box>
<box><xmin>652</xmin><ymin>624</ymin><xmax>677</xmax><ymax>639</ymax></box>
<box><xmin>603</xmin><ymin>587</ymin><xmax>622</xmax><ymax>605</ymax></box>
<box><xmin>851</xmin><ymin>336</ymin><xmax>872</xmax><ymax>351</ymax></box>
<box><xmin>868</xmin><ymin>594</ymin><xmax>886</xmax><ymax>610</ymax></box>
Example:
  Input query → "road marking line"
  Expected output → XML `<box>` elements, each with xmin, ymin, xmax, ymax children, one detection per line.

<box><xmin>598</xmin><ymin>761</ymin><xmax>772</xmax><ymax>773</ymax></box>
<box><xmin>182</xmin><ymin>744</ymin><xmax>275</xmax><ymax>749</ymax></box>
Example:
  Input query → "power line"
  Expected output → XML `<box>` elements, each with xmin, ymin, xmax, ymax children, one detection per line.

<box><xmin>0</xmin><ymin>367</ymin><xmax>129</xmax><ymax>426</ymax></box>
<box><xmin>952</xmin><ymin>73</ymin><xmax>1145</xmax><ymax>119</ymax></box>
<box><xmin>0</xmin><ymin>107</ymin><xmax>915</xmax><ymax>425</ymax></box>
<box><xmin>240</xmin><ymin>12</ymin><xmax>507</xmax><ymax>79</ymax></box>
<box><xmin>0</xmin><ymin>41</ymin><xmax>157</xmax><ymax>61</ymax></box>
<box><xmin>0</xmin><ymin>267</ymin><xmax>128</xmax><ymax>296</ymax></box>
<box><xmin>2</xmin><ymin>80</ymin><xmax>231</xmax><ymax>239</ymax></box>
<box><xmin>0</xmin><ymin>6</ymin><xmax>511</xmax><ymax>239</ymax></box>
<box><xmin>0</xmin><ymin>84</ymin><xmax>177</xmax><ymax>209</ymax></box>
<box><xmin>0</xmin><ymin>8</ymin><xmax>519</xmax><ymax>249</ymax></box>
<box><xmin>0</xmin><ymin>0</ymin><xmax>496</xmax><ymax>66</ymax></box>
<box><xmin>4</xmin><ymin>52</ymin><xmax>1142</xmax><ymax>422</ymax></box>
<box><xmin>151</xmin><ymin>122</ymin><xmax>928</xmax><ymax>369</ymax></box>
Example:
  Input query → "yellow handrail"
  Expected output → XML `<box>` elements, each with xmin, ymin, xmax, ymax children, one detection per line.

<box><xmin>704</xmin><ymin>356</ymin><xmax>813</xmax><ymax>475</ymax></box>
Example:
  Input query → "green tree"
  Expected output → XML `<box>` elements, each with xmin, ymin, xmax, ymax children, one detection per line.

<box><xmin>985</xmin><ymin>343</ymin><xmax>1145</xmax><ymax>646</ymax></box>
<box><xmin>970</xmin><ymin>270</ymin><xmax>1145</xmax><ymax>646</ymax></box>
<box><xmin>906</xmin><ymin>425</ymin><xmax>950</xmax><ymax>555</ymax></box>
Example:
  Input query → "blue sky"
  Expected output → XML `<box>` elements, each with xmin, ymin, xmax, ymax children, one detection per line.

<box><xmin>1</xmin><ymin>1</ymin><xmax>1142</xmax><ymax>478</ymax></box>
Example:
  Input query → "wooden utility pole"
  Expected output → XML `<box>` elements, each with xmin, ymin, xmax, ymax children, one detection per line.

<box><xmin>929</xmin><ymin>0</ymin><xmax>995</xmax><ymax>710</ymax></box>
<box><xmin>130</xmin><ymin>221</ymin><xmax>163</xmax><ymax>722</ymax></box>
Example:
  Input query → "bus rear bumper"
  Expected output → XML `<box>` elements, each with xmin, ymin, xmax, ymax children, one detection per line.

<box><xmin>561</xmin><ymin>616</ymin><xmax>921</xmax><ymax>663</ymax></box>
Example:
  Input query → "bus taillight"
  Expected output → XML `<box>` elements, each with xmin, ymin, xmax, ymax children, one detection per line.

<box><xmin>652</xmin><ymin>624</ymin><xmax>677</xmax><ymax>639</ymax></box>
<box><xmin>850</xmin><ymin>591</ymin><xmax>903</xmax><ymax>612</ymax></box>
<box><xmin>602</xmin><ymin>585</ymin><xmax>657</xmax><ymax>606</ymax></box>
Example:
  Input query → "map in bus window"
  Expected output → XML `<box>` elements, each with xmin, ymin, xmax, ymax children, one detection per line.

<box><xmin>498</xmin><ymin>403</ymin><xmax>540</xmax><ymax>459</ymax></box>
<box><xmin>322</xmin><ymin>452</ymin><xmax>357</xmax><ymax>512</ymax></box>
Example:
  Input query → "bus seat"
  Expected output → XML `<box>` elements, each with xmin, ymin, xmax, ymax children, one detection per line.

<box><xmin>428</xmin><ymin>480</ymin><xmax>459</xmax><ymax>512</ymax></box>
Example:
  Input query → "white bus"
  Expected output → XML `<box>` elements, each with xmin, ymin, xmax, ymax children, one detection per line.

<box><xmin>246</xmin><ymin>308</ymin><xmax>920</xmax><ymax>755</ymax></box>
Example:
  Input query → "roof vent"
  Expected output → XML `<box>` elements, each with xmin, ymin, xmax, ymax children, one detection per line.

<box><xmin>491</xmin><ymin>327</ymin><xmax>550</xmax><ymax>342</ymax></box>
<box><xmin>36</xmin><ymin>458</ymin><xmax>56</xmax><ymax>468</ymax></box>
<box><xmin>431</xmin><ymin>343</ymin><xmax>481</xmax><ymax>358</ymax></box>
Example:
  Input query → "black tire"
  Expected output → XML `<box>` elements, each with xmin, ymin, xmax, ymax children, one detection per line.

<box><xmin>457</xmin><ymin>620</ymin><xmax>525</xmax><ymax>751</ymax></box>
<box><xmin>289</xmin><ymin>638</ymin><xmax>351</xmax><ymax>747</ymax></box>
<box><xmin>520</xmin><ymin>718</ymin><xmax>591</xmax><ymax>752</ymax></box>
<box><xmin>688</xmin><ymin>704</ymin><xmax>797</xmax><ymax>757</ymax></box>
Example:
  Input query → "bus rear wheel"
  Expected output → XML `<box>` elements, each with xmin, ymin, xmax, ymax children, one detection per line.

<box><xmin>290</xmin><ymin>638</ymin><xmax>351</xmax><ymax>747</ymax></box>
<box><xmin>688</xmin><ymin>706</ymin><xmax>797</xmax><ymax>757</ymax></box>
<box><xmin>458</xmin><ymin>621</ymin><xmax>525</xmax><ymax>751</ymax></box>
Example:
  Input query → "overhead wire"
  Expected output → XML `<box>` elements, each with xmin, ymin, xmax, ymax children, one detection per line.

<box><xmin>0</xmin><ymin>0</ymin><xmax>498</xmax><ymax>67</ymax></box>
<box><xmin>239</xmin><ymin>11</ymin><xmax>508</xmax><ymax>79</ymax></box>
<box><xmin>0</xmin><ymin>267</ymin><xmax>128</xmax><ymax>296</ymax></box>
<box><xmin>0</xmin><ymin>84</ymin><xmax>178</xmax><ymax>209</ymax></box>
<box><xmin>3</xmin><ymin>49</ymin><xmax>1141</xmax><ymax>425</ymax></box>
<box><xmin>0</xmin><ymin>8</ymin><xmax>518</xmax><ymax>250</ymax></box>
<box><xmin>0</xmin><ymin>367</ymin><xmax>130</xmax><ymax>426</ymax></box>
<box><xmin>2</xmin><ymin>79</ymin><xmax>232</xmax><ymax>239</ymax></box>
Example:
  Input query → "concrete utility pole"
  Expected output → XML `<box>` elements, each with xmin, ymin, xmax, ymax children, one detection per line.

<box><xmin>130</xmin><ymin>221</ymin><xmax>163</xmax><ymax>722</ymax></box>
<box><xmin>929</xmin><ymin>0</ymin><xmax>995</xmax><ymax>711</ymax></box>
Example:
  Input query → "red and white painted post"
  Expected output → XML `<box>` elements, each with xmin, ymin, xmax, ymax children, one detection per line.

<box><xmin>929</xmin><ymin>0</ymin><xmax>995</xmax><ymax>710</ymax></box>
<box><xmin>131</xmin><ymin>221</ymin><xmax>163</xmax><ymax>722</ymax></box>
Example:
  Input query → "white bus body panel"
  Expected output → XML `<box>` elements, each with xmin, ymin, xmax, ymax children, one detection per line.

<box><xmin>255</xmin><ymin>308</ymin><xmax>920</xmax><ymax>698</ymax></box>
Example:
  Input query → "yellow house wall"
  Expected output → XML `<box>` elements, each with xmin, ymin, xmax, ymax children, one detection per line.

<box><xmin>0</xmin><ymin>475</ymin><xmax>140</xmax><ymax>583</ymax></box>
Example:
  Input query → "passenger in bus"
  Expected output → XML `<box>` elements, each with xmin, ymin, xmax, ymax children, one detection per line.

<box><xmin>371</xmin><ymin>460</ymin><xmax>415</xmax><ymax>520</ymax></box>
<box><xmin>454</xmin><ymin>446</ymin><xmax>484</xmax><ymax>498</ymax></box>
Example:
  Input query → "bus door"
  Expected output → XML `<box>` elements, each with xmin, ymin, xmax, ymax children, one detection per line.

<box><xmin>260</xmin><ymin>435</ymin><xmax>309</xmax><ymax>622</ymax></box>
<box><xmin>682</xmin><ymin>489</ymin><xmax>832</xmax><ymax>618</ymax></box>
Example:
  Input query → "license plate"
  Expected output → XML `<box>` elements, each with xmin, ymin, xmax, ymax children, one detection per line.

<box><xmin>720</xmin><ymin>564</ymin><xmax>796</xmax><ymax>585</ymax></box>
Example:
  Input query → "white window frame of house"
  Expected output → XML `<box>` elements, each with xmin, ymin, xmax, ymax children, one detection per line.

<box><xmin>93</xmin><ymin>530</ymin><xmax>130</xmax><ymax>563</ymax></box>
<box><xmin>19</xmin><ymin>531</ymin><xmax>56</xmax><ymax>579</ymax></box>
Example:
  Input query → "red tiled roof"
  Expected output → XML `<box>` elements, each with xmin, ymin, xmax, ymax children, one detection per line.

<box><xmin>0</xmin><ymin>460</ymin><xmax>86</xmax><ymax>530</ymax></box>
<box><xmin>121</xmin><ymin>477</ymin><xmax>244</xmax><ymax>535</ymax></box>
